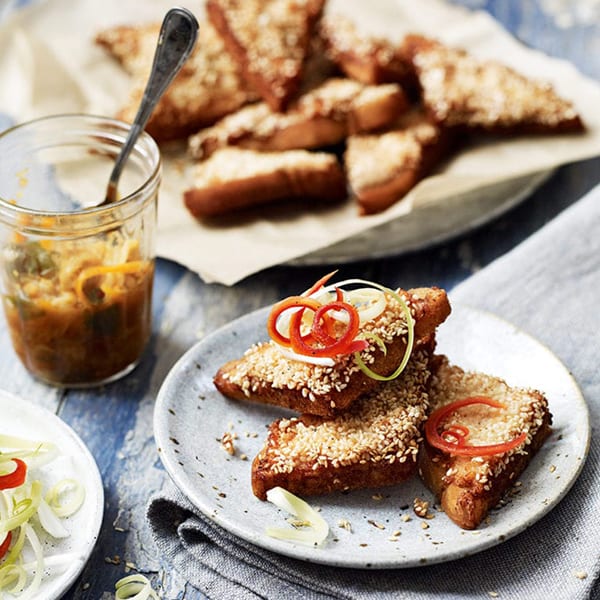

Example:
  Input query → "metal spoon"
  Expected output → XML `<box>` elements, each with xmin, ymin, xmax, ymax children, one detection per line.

<box><xmin>101</xmin><ymin>7</ymin><xmax>199</xmax><ymax>206</ymax></box>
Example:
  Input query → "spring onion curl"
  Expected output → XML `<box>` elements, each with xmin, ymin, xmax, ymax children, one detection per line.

<box><xmin>115</xmin><ymin>573</ymin><xmax>161</xmax><ymax>600</ymax></box>
<box><xmin>265</xmin><ymin>487</ymin><xmax>329</xmax><ymax>547</ymax></box>
<box><xmin>318</xmin><ymin>278</ymin><xmax>415</xmax><ymax>381</ymax></box>
<box><xmin>45</xmin><ymin>478</ymin><xmax>86</xmax><ymax>518</ymax></box>
<box><xmin>0</xmin><ymin>433</ymin><xmax>86</xmax><ymax>598</ymax></box>
<box><xmin>0</xmin><ymin>434</ymin><xmax>58</xmax><ymax>469</ymax></box>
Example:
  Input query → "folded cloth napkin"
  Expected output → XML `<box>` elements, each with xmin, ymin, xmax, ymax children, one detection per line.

<box><xmin>147</xmin><ymin>183</ymin><xmax>600</xmax><ymax>600</ymax></box>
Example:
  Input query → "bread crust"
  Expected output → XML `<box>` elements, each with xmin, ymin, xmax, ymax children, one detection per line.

<box><xmin>418</xmin><ymin>356</ymin><xmax>553</xmax><ymax>529</ymax></box>
<box><xmin>214</xmin><ymin>287</ymin><xmax>451</xmax><ymax>417</ymax></box>
<box><xmin>183</xmin><ymin>148</ymin><xmax>346</xmax><ymax>218</ymax></box>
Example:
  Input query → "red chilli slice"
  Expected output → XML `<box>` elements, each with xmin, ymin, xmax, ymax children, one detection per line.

<box><xmin>0</xmin><ymin>458</ymin><xmax>27</xmax><ymax>490</ymax></box>
<box><xmin>289</xmin><ymin>299</ymin><xmax>368</xmax><ymax>357</ymax></box>
<box><xmin>267</xmin><ymin>274</ymin><xmax>369</xmax><ymax>358</ymax></box>
<box><xmin>302</xmin><ymin>270</ymin><xmax>338</xmax><ymax>297</ymax></box>
<box><xmin>0</xmin><ymin>531</ymin><xmax>12</xmax><ymax>560</ymax></box>
<box><xmin>425</xmin><ymin>396</ymin><xmax>527</xmax><ymax>456</ymax></box>
<box><xmin>266</xmin><ymin>296</ymin><xmax>321</xmax><ymax>347</ymax></box>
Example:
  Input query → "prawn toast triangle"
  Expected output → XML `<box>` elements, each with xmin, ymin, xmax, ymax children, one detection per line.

<box><xmin>251</xmin><ymin>345</ymin><xmax>434</xmax><ymax>500</ymax></box>
<box><xmin>419</xmin><ymin>356</ymin><xmax>552</xmax><ymax>530</ymax></box>
<box><xmin>206</xmin><ymin>0</ymin><xmax>325</xmax><ymax>111</ymax></box>
<box><xmin>403</xmin><ymin>34</ymin><xmax>584</xmax><ymax>134</ymax></box>
<box><xmin>214</xmin><ymin>286</ymin><xmax>450</xmax><ymax>417</ymax></box>
<box><xmin>96</xmin><ymin>20</ymin><xmax>258</xmax><ymax>142</ymax></box>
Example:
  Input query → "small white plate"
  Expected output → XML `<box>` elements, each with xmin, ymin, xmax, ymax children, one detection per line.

<box><xmin>0</xmin><ymin>391</ymin><xmax>104</xmax><ymax>599</ymax></box>
<box><xmin>154</xmin><ymin>304</ymin><xmax>589</xmax><ymax>568</ymax></box>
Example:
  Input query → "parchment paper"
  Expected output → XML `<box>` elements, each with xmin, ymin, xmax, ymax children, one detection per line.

<box><xmin>1</xmin><ymin>0</ymin><xmax>599</xmax><ymax>285</ymax></box>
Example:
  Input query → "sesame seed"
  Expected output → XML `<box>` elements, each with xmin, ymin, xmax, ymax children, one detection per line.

<box><xmin>254</xmin><ymin>351</ymin><xmax>431</xmax><ymax>477</ymax></box>
<box><xmin>428</xmin><ymin>357</ymin><xmax>550</xmax><ymax>484</ymax></box>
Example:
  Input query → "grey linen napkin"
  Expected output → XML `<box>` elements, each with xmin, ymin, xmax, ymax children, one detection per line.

<box><xmin>147</xmin><ymin>183</ymin><xmax>600</xmax><ymax>600</ymax></box>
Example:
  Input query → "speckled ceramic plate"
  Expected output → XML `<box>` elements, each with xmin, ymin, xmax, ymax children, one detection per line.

<box><xmin>0</xmin><ymin>391</ymin><xmax>104</xmax><ymax>599</ymax></box>
<box><xmin>154</xmin><ymin>304</ymin><xmax>589</xmax><ymax>568</ymax></box>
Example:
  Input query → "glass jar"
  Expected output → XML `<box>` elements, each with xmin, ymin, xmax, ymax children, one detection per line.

<box><xmin>0</xmin><ymin>114</ymin><xmax>161</xmax><ymax>387</ymax></box>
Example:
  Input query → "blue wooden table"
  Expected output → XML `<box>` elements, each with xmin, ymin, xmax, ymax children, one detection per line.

<box><xmin>0</xmin><ymin>1</ymin><xmax>598</xmax><ymax>598</ymax></box>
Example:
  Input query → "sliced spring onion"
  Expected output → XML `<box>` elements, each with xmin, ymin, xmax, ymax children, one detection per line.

<box><xmin>2</xmin><ymin>523</ymin><xmax>26</xmax><ymax>566</ymax></box>
<box><xmin>327</xmin><ymin>279</ymin><xmax>414</xmax><ymax>381</ymax></box>
<box><xmin>267</xmin><ymin>275</ymin><xmax>414</xmax><ymax>381</ymax></box>
<box><xmin>16</xmin><ymin>524</ymin><xmax>43</xmax><ymax>600</ymax></box>
<box><xmin>0</xmin><ymin>564</ymin><xmax>27</xmax><ymax>596</ymax></box>
<box><xmin>45</xmin><ymin>478</ymin><xmax>85</xmax><ymax>518</ymax></box>
<box><xmin>0</xmin><ymin>435</ymin><xmax>58</xmax><ymax>469</ymax></box>
<box><xmin>0</xmin><ymin>480</ymin><xmax>42</xmax><ymax>534</ymax></box>
<box><xmin>324</xmin><ymin>288</ymin><xmax>387</xmax><ymax>326</ymax></box>
<box><xmin>0</xmin><ymin>433</ymin><xmax>86</xmax><ymax>598</ymax></box>
<box><xmin>37</xmin><ymin>498</ymin><xmax>69</xmax><ymax>538</ymax></box>
<box><xmin>265</xmin><ymin>487</ymin><xmax>329</xmax><ymax>547</ymax></box>
<box><xmin>275</xmin><ymin>346</ymin><xmax>336</xmax><ymax>367</ymax></box>
<box><xmin>115</xmin><ymin>573</ymin><xmax>161</xmax><ymax>600</ymax></box>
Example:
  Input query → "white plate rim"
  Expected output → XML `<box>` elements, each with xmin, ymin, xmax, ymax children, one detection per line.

<box><xmin>154</xmin><ymin>303</ymin><xmax>590</xmax><ymax>569</ymax></box>
<box><xmin>0</xmin><ymin>390</ymin><xmax>104</xmax><ymax>599</ymax></box>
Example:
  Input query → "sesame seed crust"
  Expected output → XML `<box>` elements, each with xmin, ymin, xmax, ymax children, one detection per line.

<box><xmin>213</xmin><ymin>286</ymin><xmax>451</xmax><ymax>417</ymax></box>
<box><xmin>319</xmin><ymin>14</ymin><xmax>415</xmax><ymax>88</ymax></box>
<box><xmin>403</xmin><ymin>34</ymin><xmax>584</xmax><ymax>134</ymax></box>
<box><xmin>251</xmin><ymin>349</ymin><xmax>432</xmax><ymax>499</ymax></box>
<box><xmin>206</xmin><ymin>0</ymin><xmax>325</xmax><ymax>111</ymax></box>
<box><xmin>418</xmin><ymin>355</ymin><xmax>553</xmax><ymax>529</ymax></box>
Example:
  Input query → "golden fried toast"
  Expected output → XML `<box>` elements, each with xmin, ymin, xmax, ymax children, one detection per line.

<box><xmin>345</xmin><ymin>109</ymin><xmax>454</xmax><ymax>215</ymax></box>
<box><xmin>319</xmin><ymin>14</ymin><xmax>415</xmax><ymax>89</ymax></box>
<box><xmin>214</xmin><ymin>287</ymin><xmax>450</xmax><ymax>417</ymax></box>
<box><xmin>402</xmin><ymin>34</ymin><xmax>584</xmax><ymax>134</ymax></box>
<box><xmin>188</xmin><ymin>78</ymin><xmax>409</xmax><ymax>159</ymax></box>
<box><xmin>252</xmin><ymin>345</ymin><xmax>434</xmax><ymax>500</ymax></box>
<box><xmin>96</xmin><ymin>19</ymin><xmax>258</xmax><ymax>142</ymax></box>
<box><xmin>418</xmin><ymin>355</ymin><xmax>552</xmax><ymax>529</ymax></box>
<box><xmin>183</xmin><ymin>147</ymin><xmax>346</xmax><ymax>218</ymax></box>
<box><xmin>206</xmin><ymin>0</ymin><xmax>325</xmax><ymax>112</ymax></box>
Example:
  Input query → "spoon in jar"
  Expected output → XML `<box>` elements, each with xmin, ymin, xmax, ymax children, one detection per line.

<box><xmin>101</xmin><ymin>7</ymin><xmax>199</xmax><ymax>206</ymax></box>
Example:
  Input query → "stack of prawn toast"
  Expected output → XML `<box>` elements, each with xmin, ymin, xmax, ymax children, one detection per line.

<box><xmin>96</xmin><ymin>0</ymin><xmax>584</xmax><ymax>217</ymax></box>
<box><xmin>213</xmin><ymin>275</ymin><xmax>553</xmax><ymax>530</ymax></box>
<box><xmin>214</xmin><ymin>286</ymin><xmax>451</xmax><ymax>417</ymax></box>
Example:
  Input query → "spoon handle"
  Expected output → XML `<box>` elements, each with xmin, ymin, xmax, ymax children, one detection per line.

<box><xmin>104</xmin><ymin>7</ymin><xmax>199</xmax><ymax>204</ymax></box>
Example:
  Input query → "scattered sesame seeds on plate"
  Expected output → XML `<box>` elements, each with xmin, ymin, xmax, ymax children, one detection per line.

<box><xmin>153</xmin><ymin>303</ymin><xmax>589</xmax><ymax>568</ymax></box>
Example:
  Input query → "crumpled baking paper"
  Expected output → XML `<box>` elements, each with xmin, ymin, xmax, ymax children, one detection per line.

<box><xmin>1</xmin><ymin>0</ymin><xmax>599</xmax><ymax>285</ymax></box>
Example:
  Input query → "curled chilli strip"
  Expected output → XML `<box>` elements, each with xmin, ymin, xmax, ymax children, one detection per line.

<box><xmin>425</xmin><ymin>396</ymin><xmax>528</xmax><ymax>456</ymax></box>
